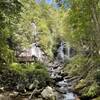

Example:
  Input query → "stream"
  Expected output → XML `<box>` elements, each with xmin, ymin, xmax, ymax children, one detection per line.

<box><xmin>47</xmin><ymin>41</ymin><xmax>78</xmax><ymax>100</ymax></box>
<box><xmin>48</xmin><ymin>60</ymin><xmax>78</xmax><ymax>100</ymax></box>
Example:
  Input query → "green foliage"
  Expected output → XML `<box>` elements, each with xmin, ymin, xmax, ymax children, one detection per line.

<box><xmin>63</xmin><ymin>0</ymin><xmax>100</xmax><ymax>98</ymax></box>
<box><xmin>10</xmin><ymin>62</ymin><xmax>48</xmax><ymax>75</ymax></box>
<box><xmin>9</xmin><ymin>62</ymin><xmax>50</xmax><ymax>88</ymax></box>
<box><xmin>75</xmin><ymin>79</ymin><xmax>86</xmax><ymax>90</ymax></box>
<box><xmin>0</xmin><ymin>0</ymin><xmax>100</xmax><ymax>98</ymax></box>
<box><xmin>0</xmin><ymin>0</ymin><xmax>22</xmax><ymax>65</ymax></box>
<box><xmin>11</xmin><ymin>0</ymin><xmax>68</xmax><ymax>57</ymax></box>
<box><xmin>64</xmin><ymin>54</ymin><xmax>88</xmax><ymax>76</ymax></box>
<box><xmin>66</xmin><ymin>0</ymin><xmax>100</xmax><ymax>51</ymax></box>
<box><xmin>86</xmin><ymin>82</ymin><xmax>98</xmax><ymax>97</ymax></box>
<box><xmin>10</xmin><ymin>63</ymin><xmax>34</xmax><ymax>74</ymax></box>
<box><xmin>95</xmin><ymin>69</ymin><xmax>100</xmax><ymax>84</ymax></box>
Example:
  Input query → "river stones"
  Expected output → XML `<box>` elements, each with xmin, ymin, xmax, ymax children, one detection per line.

<box><xmin>0</xmin><ymin>94</ymin><xmax>11</xmax><ymax>100</ymax></box>
<box><xmin>41</xmin><ymin>86</ymin><xmax>56</xmax><ymax>100</ymax></box>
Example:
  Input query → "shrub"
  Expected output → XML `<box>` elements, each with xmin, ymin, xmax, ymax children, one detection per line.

<box><xmin>64</xmin><ymin>54</ymin><xmax>88</xmax><ymax>76</ymax></box>
<box><xmin>0</xmin><ymin>62</ymin><xmax>50</xmax><ymax>90</ymax></box>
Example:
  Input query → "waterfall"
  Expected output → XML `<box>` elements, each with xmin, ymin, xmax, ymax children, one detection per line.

<box><xmin>56</xmin><ymin>41</ymin><xmax>71</xmax><ymax>62</ymax></box>
<box><xmin>67</xmin><ymin>42</ymin><xmax>70</xmax><ymax>59</ymax></box>
<box><xmin>31</xmin><ymin>22</ymin><xmax>37</xmax><ymax>36</ymax></box>
<box><xmin>57</xmin><ymin>41</ymin><xmax>65</xmax><ymax>62</ymax></box>
<box><xmin>31</xmin><ymin>43</ymin><xmax>43</xmax><ymax>61</ymax></box>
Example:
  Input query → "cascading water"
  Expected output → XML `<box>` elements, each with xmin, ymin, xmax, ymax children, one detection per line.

<box><xmin>56</xmin><ymin>78</ymin><xmax>77</xmax><ymax>100</ymax></box>
<box><xmin>31</xmin><ymin>43</ymin><xmax>45</xmax><ymax>62</ymax></box>
<box><xmin>57</xmin><ymin>41</ymin><xmax>65</xmax><ymax>62</ymax></box>
<box><xmin>56</xmin><ymin>41</ymin><xmax>71</xmax><ymax>62</ymax></box>
<box><xmin>64</xmin><ymin>92</ymin><xmax>76</xmax><ymax>100</ymax></box>
<box><xmin>66</xmin><ymin>42</ymin><xmax>70</xmax><ymax>59</ymax></box>
<box><xmin>48</xmin><ymin>41</ymin><xmax>78</xmax><ymax>100</ymax></box>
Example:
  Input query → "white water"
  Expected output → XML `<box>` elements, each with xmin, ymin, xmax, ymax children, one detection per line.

<box><xmin>64</xmin><ymin>92</ymin><xmax>76</xmax><ymax>100</ymax></box>
<box><xmin>57</xmin><ymin>80</ymin><xmax>76</xmax><ymax>100</ymax></box>
<box><xmin>57</xmin><ymin>41</ymin><xmax>65</xmax><ymax>61</ymax></box>
<box><xmin>31</xmin><ymin>22</ymin><xmax>37</xmax><ymax>36</ymax></box>
<box><xmin>67</xmin><ymin>42</ymin><xmax>70</xmax><ymax>59</ymax></box>
<box><xmin>31</xmin><ymin>43</ymin><xmax>44</xmax><ymax>61</ymax></box>
<box><xmin>57</xmin><ymin>41</ymin><xmax>71</xmax><ymax>62</ymax></box>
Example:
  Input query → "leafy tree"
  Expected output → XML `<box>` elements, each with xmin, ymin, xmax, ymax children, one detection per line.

<box><xmin>0</xmin><ymin>0</ymin><xmax>22</xmax><ymax>65</ymax></box>
<box><xmin>64</xmin><ymin>0</ymin><xmax>100</xmax><ymax>97</ymax></box>
<box><xmin>12</xmin><ymin>0</ymin><xmax>68</xmax><ymax>57</ymax></box>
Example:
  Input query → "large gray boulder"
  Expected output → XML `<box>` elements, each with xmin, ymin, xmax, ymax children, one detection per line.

<box><xmin>41</xmin><ymin>86</ymin><xmax>56</xmax><ymax>100</ymax></box>
<box><xmin>0</xmin><ymin>94</ymin><xmax>10</xmax><ymax>100</ymax></box>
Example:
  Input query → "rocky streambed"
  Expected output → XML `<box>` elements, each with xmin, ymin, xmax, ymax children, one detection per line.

<box><xmin>47</xmin><ymin>60</ymin><xmax>80</xmax><ymax>100</ymax></box>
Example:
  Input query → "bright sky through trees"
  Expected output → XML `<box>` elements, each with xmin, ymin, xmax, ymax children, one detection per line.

<box><xmin>35</xmin><ymin>0</ymin><xmax>53</xmax><ymax>4</ymax></box>
<box><xmin>46</xmin><ymin>0</ymin><xmax>52</xmax><ymax>4</ymax></box>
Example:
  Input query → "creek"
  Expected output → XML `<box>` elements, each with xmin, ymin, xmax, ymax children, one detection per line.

<box><xmin>47</xmin><ymin>41</ymin><xmax>79</xmax><ymax>100</ymax></box>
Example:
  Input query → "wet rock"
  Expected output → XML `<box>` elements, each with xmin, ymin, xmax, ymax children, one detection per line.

<box><xmin>51</xmin><ymin>75</ymin><xmax>63</xmax><ymax>82</ymax></box>
<box><xmin>60</xmin><ymin>71</ymin><xmax>68</xmax><ymax>77</ymax></box>
<box><xmin>41</xmin><ymin>86</ymin><xmax>56</xmax><ymax>100</ymax></box>
<box><xmin>56</xmin><ymin>81</ymin><xmax>68</xmax><ymax>87</ymax></box>
<box><xmin>56</xmin><ymin>86</ymin><xmax>67</xmax><ymax>94</ymax></box>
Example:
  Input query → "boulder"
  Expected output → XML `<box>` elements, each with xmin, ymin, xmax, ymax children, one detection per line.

<box><xmin>0</xmin><ymin>94</ymin><xmax>11</xmax><ymax>100</ymax></box>
<box><xmin>0</xmin><ymin>94</ymin><xmax>5</xmax><ymax>100</ymax></box>
<box><xmin>41</xmin><ymin>86</ymin><xmax>56</xmax><ymax>100</ymax></box>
